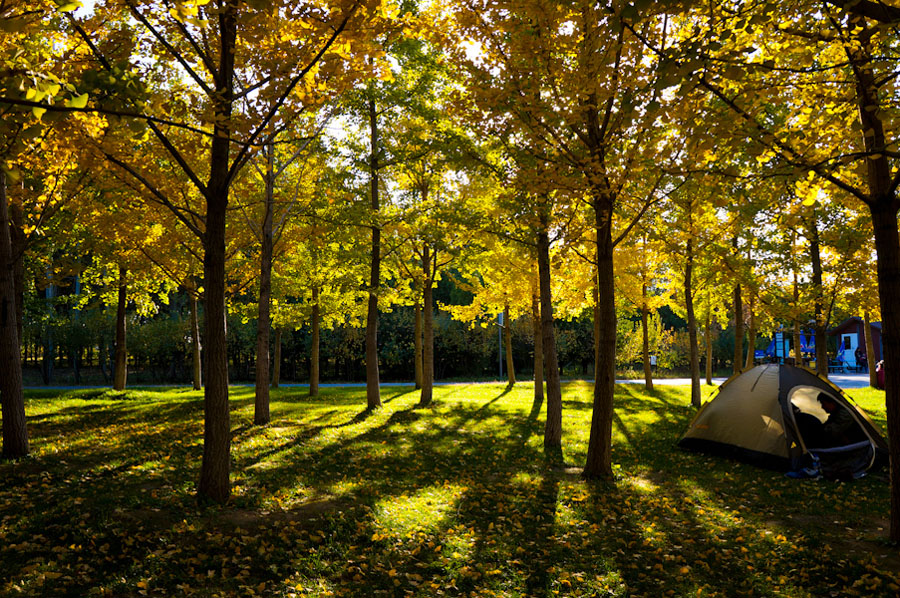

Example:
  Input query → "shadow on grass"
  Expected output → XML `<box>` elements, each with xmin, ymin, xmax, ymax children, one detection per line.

<box><xmin>3</xmin><ymin>384</ymin><xmax>897</xmax><ymax>597</ymax></box>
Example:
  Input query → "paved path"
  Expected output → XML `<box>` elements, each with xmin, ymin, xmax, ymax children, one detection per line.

<box><xmin>619</xmin><ymin>373</ymin><xmax>873</xmax><ymax>390</ymax></box>
<box><xmin>27</xmin><ymin>373</ymin><xmax>874</xmax><ymax>391</ymax></box>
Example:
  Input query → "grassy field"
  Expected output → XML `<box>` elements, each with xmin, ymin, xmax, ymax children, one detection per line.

<box><xmin>1</xmin><ymin>381</ymin><xmax>897</xmax><ymax>597</ymax></box>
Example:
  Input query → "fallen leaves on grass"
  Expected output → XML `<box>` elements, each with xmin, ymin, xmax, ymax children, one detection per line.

<box><xmin>1</xmin><ymin>384</ymin><xmax>897</xmax><ymax>597</ymax></box>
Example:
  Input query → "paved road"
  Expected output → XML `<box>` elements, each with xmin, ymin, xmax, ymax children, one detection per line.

<box><xmin>618</xmin><ymin>372</ymin><xmax>873</xmax><ymax>390</ymax></box>
<box><xmin>27</xmin><ymin>373</ymin><xmax>875</xmax><ymax>391</ymax></box>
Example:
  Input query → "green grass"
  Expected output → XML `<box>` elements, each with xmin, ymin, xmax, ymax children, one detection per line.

<box><xmin>1</xmin><ymin>382</ymin><xmax>898</xmax><ymax>597</ymax></box>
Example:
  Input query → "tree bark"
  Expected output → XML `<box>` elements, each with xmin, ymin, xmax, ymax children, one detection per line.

<box><xmin>71</xmin><ymin>274</ymin><xmax>82</xmax><ymax>385</ymax></box>
<box><xmin>504</xmin><ymin>303</ymin><xmax>515</xmax><ymax>387</ymax></box>
<box><xmin>807</xmin><ymin>215</ymin><xmax>829</xmax><ymax>376</ymax></box>
<box><xmin>364</xmin><ymin>97</ymin><xmax>382</xmax><ymax>410</ymax></box>
<box><xmin>113</xmin><ymin>266</ymin><xmax>128</xmax><ymax>391</ymax></box>
<box><xmin>732</xmin><ymin>282</ymin><xmax>743</xmax><ymax>375</ymax></box>
<box><xmin>198</xmin><ymin>5</ymin><xmax>237</xmax><ymax>504</ymax></box>
<box><xmin>850</xmin><ymin>17</ymin><xmax>900</xmax><ymax>538</ymax></box>
<box><xmin>584</xmin><ymin>199</ymin><xmax>616</xmax><ymax>478</ymax></box>
<box><xmin>641</xmin><ymin>284</ymin><xmax>652</xmax><ymax>390</ymax></box>
<box><xmin>536</xmin><ymin>222</ymin><xmax>562</xmax><ymax>457</ymax></box>
<box><xmin>744</xmin><ymin>293</ymin><xmax>756</xmax><ymax>370</ymax></box>
<box><xmin>592</xmin><ymin>270</ymin><xmax>600</xmax><ymax>378</ymax></box>
<box><xmin>310</xmin><ymin>287</ymin><xmax>320</xmax><ymax>397</ymax></box>
<box><xmin>9</xmin><ymin>199</ymin><xmax>24</xmax><ymax>345</ymax></box>
<box><xmin>531</xmin><ymin>280</ymin><xmax>544</xmax><ymax>413</ymax></box>
<box><xmin>419</xmin><ymin>245</ymin><xmax>435</xmax><ymax>406</ymax></box>
<box><xmin>0</xmin><ymin>171</ymin><xmax>28</xmax><ymax>458</ymax></box>
<box><xmin>190</xmin><ymin>289</ymin><xmax>202</xmax><ymax>390</ymax></box>
<box><xmin>41</xmin><ymin>281</ymin><xmax>55</xmax><ymax>385</ymax></box>
<box><xmin>864</xmin><ymin>311</ymin><xmax>877</xmax><ymax>387</ymax></box>
<box><xmin>414</xmin><ymin>301</ymin><xmax>423</xmax><ymax>389</ymax></box>
<box><xmin>685</xmin><ymin>238</ymin><xmax>700</xmax><ymax>408</ymax></box>
<box><xmin>793</xmin><ymin>319</ymin><xmax>803</xmax><ymax>365</ymax></box>
<box><xmin>788</xmin><ymin>260</ymin><xmax>802</xmax><ymax>366</ymax></box>
<box><xmin>870</xmin><ymin>202</ymin><xmax>900</xmax><ymax>541</ymax></box>
<box><xmin>272</xmin><ymin>328</ymin><xmax>282</xmax><ymax>389</ymax></box>
<box><xmin>254</xmin><ymin>145</ymin><xmax>275</xmax><ymax>425</ymax></box>
<box><xmin>705</xmin><ymin>304</ymin><xmax>713</xmax><ymax>385</ymax></box>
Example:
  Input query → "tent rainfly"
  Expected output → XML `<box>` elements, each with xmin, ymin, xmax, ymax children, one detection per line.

<box><xmin>679</xmin><ymin>364</ymin><xmax>888</xmax><ymax>479</ymax></box>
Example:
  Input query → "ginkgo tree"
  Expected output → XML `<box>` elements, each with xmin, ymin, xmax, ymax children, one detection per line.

<box><xmin>446</xmin><ymin>234</ymin><xmax>535</xmax><ymax>389</ymax></box>
<box><xmin>384</xmin><ymin>92</ymin><xmax>480</xmax><ymax>406</ymax></box>
<box><xmin>446</xmin><ymin>1</ymin><xmax>684</xmax><ymax>476</ymax></box>
<box><xmin>0</xmin><ymin>0</ymin><xmax>109</xmax><ymax>457</ymax></box>
<box><xmin>656</xmin><ymin>0</ymin><xmax>900</xmax><ymax>539</ymax></box>
<box><xmin>616</xmin><ymin>228</ymin><xmax>669</xmax><ymax>391</ymax></box>
<box><xmin>230</xmin><ymin>122</ymin><xmax>332</xmax><ymax>423</ymax></box>
<box><xmin>2</xmin><ymin>0</ymin><xmax>404</xmax><ymax>502</ymax></box>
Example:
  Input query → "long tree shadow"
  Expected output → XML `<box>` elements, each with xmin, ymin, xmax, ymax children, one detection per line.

<box><xmin>5</xmin><ymin>384</ymin><xmax>898</xmax><ymax>598</ymax></box>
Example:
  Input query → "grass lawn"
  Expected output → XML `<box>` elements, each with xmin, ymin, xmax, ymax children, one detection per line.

<box><xmin>1</xmin><ymin>381</ymin><xmax>898</xmax><ymax>597</ymax></box>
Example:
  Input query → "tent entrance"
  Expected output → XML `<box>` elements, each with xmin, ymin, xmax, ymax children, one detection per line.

<box><xmin>787</xmin><ymin>386</ymin><xmax>871</xmax><ymax>450</ymax></box>
<box><xmin>786</xmin><ymin>386</ymin><xmax>875</xmax><ymax>479</ymax></box>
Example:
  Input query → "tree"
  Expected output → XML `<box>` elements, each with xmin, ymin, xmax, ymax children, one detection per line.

<box><xmin>0</xmin><ymin>0</ymin><xmax>97</xmax><ymax>456</ymax></box>
<box><xmin>0</xmin><ymin>171</ymin><xmax>27</xmax><ymax>458</ymax></box>
<box><xmin>233</xmin><ymin>122</ymin><xmax>330</xmax><ymax>422</ymax></box>
<box><xmin>446</xmin><ymin>235</ymin><xmax>536</xmax><ymax>386</ymax></box>
<box><xmin>617</xmin><ymin>229</ymin><xmax>668</xmax><ymax>391</ymax></box>
<box><xmin>448</xmin><ymin>2</ymin><xmax>679</xmax><ymax>475</ymax></box>
<box><xmin>387</xmin><ymin>102</ymin><xmax>476</xmax><ymax>405</ymax></box>
<box><xmin>666</xmin><ymin>0</ymin><xmax>900</xmax><ymax>539</ymax></box>
<box><xmin>15</xmin><ymin>0</ymin><xmax>400</xmax><ymax>503</ymax></box>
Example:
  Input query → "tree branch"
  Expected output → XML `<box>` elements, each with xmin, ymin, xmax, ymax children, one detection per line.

<box><xmin>103</xmin><ymin>151</ymin><xmax>205</xmax><ymax>240</ymax></box>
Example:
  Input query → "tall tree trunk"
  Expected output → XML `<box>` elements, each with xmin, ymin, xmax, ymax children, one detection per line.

<box><xmin>807</xmin><ymin>215</ymin><xmax>828</xmax><ymax>376</ymax></box>
<box><xmin>641</xmin><ymin>284</ymin><xmax>652</xmax><ymax>390</ymax></box>
<box><xmin>310</xmin><ymin>287</ymin><xmax>320</xmax><ymax>397</ymax></box>
<box><xmin>705</xmin><ymin>304</ymin><xmax>713</xmax><ymax>385</ymax></box>
<box><xmin>870</xmin><ymin>202</ymin><xmax>900</xmax><ymax>542</ymax></box>
<box><xmin>851</xmin><ymin>18</ymin><xmax>900</xmax><ymax>539</ymax></box>
<box><xmin>592</xmin><ymin>269</ymin><xmax>600</xmax><ymax>378</ymax></box>
<box><xmin>789</xmin><ymin>262</ymin><xmax>802</xmax><ymax>366</ymax></box>
<box><xmin>0</xmin><ymin>171</ymin><xmax>28</xmax><ymax>458</ymax></box>
<box><xmin>536</xmin><ymin>221</ymin><xmax>562</xmax><ymax>458</ymax></box>
<box><xmin>364</xmin><ymin>98</ymin><xmax>382</xmax><ymax>410</ymax></box>
<box><xmin>113</xmin><ymin>266</ymin><xmax>128</xmax><ymax>391</ymax></box>
<box><xmin>414</xmin><ymin>301</ymin><xmax>423</xmax><ymax>389</ymax></box>
<box><xmin>42</xmin><ymin>283</ymin><xmax>55</xmax><ymax>385</ymax></box>
<box><xmin>504</xmin><ymin>303</ymin><xmax>515</xmax><ymax>387</ymax></box>
<box><xmin>71</xmin><ymin>274</ymin><xmax>82</xmax><ymax>384</ymax></box>
<box><xmin>272</xmin><ymin>328</ymin><xmax>282</xmax><ymax>389</ymax></box>
<box><xmin>864</xmin><ymin>311</ymin><xmax>877</xmax><ymax>387</ymax></box>
<box><xmin>198</xmin><ymin>6</ymin><xmax>236</xmax><ymax>504</ymax></box>
<box><xmin>584</xmin><ymin>199</ymin><xmax>616</xmax><ymax>478</ymax></box>
<box><xmin>685</xmin><ymin>238</ymin><xmax>700</xmax><ymax>408</ymax></box>
<box><xmin>732</xmin><ymin>282</ymin><xmax>743</xmax><ymax>375</ymax></box>
<box><xmin>531</xmin><ymin>280</ymin><xmax>544</xmax><ymax>413</ymax></box>
<box><xmin>190</xmin><ymin>289</ymin><xmax>202</xmax><ymax>390</ymax></box>
<box><xmin>419</xmin><ymin>245</ymin><xmax>435</xmax><ymax>407</ymax></box>
<box><xmin>744</xmin><ymin>294</ymin><xmax>756</xmax><ymax>370</ymax></box>
<box><xmin>9</xmin><ymin>199</ymin><xmax>23</xmax><ymax>345</ymax></box>
<box><xmin>254</xmin><ymin>144</ymin><xmax>275</xmax><ymax>425</ymax></box>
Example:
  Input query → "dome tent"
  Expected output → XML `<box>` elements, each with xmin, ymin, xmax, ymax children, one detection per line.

<box><xmin>678</xmin><ymin>364</ymin><xmax>888</xmax><ymax>478</ymax></box>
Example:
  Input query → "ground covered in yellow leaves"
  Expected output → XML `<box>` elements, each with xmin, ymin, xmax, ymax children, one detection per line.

<box><xmin>1</xmin><ymin>382</ymin><xmax>897</xmax><ymax>597</ymax></box>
